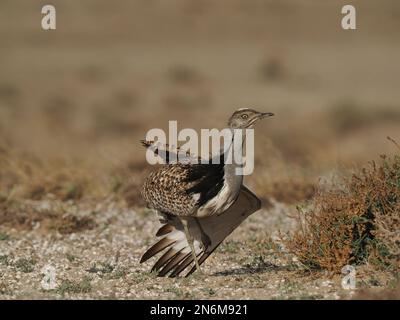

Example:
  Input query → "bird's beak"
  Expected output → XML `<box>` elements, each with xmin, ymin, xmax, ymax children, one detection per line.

<box><xmin>260</xmin><ymin>112</ymin><xmax>274</xmax><ymax>118</ymax></box>
<box><xmin>246</xmin><ymin>112</ymin><xmax>274</xmax><ymax>128</ymax></box>
<box><xmin>255</xmin><ymin>112</ymin><xmax>274</xmax><ymax>122</ymax></box>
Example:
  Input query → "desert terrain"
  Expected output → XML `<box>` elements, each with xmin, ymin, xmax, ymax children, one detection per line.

<box><xmin>0</xmin><ymin>0</ymin><xmax>399</xmax><ymax>299</ymax></box>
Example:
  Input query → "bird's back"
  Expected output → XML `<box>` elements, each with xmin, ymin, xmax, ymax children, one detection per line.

<box><xmin>141</xmin><ymin>160</ymin><xmax>225</xmax><ymax>217</ymax></box>
<box><xmin>141</xmin><ymin>164</ymin><xmax>197</xmax><ymax>216</ymax></box>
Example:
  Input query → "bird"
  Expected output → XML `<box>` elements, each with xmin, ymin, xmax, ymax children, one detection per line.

<box><xmin>139</xmin><ymin>108</ymin><xmax>274</xmax><ymax>277</ymax></box>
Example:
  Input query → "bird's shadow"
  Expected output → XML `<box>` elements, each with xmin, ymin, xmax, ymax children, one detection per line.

<box><xmin>212</xmin><ymin>261</ymin><xmax>297</xmax><ymax>277</ymax></box>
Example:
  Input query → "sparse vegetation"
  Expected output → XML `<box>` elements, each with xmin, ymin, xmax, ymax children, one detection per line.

<box><xmin>86</xmin><ymin>262</ymin><xmax>114</xmax><ymax>275</ymax></box>
<box><xmin>284</xmin><ymin>153</ymin><xmax>400</xmax><ymax>274</ymax></box>
<box><xmin>106</xmin><ymin>268</ymin><xmax>128</xmax><ymax>280</ymax></box>
<box><xmin>0</xmin><ymin>255</ymin><xmax>10</xmax><ymax>266</ymax></box>
<box><xmin>0</xmin><ymin>232</ymin><xmax>10</xmax><ymax>241</ymax></box>
<box><xmin>56</xmin><ymin>277</ymin><xmax>92</xmax><ymax>296</ymax></box>
<box><xmin>66</xmin><ymin>253</ymin><xmax>78</xmax><ymax>263</ymax></box>
<box><xmin>14</xmin><ymin>258</ymin><xmax>36</xmax><ymax>273</ymax></box>
<box><xmin>130</xmin><ymin>271</ymin><xmax>158</xmax><ymax>284</ymax></box>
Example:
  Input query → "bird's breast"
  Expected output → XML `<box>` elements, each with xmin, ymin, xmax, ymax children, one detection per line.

<box><xmin>196</xmin><ymin>171</ymin><xmax>243</xmax><ymax>218</ymax></box>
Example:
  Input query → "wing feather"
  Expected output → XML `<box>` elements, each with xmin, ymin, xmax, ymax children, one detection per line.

<box><xmin>140</xmin><ymin>185</ymin><xmax>261</xmax><ymax>276</ymax></box>
<box><xmin>140</xmin><ymin>139</ymin><xmax>202</xmax><ymax>164</ymax></box>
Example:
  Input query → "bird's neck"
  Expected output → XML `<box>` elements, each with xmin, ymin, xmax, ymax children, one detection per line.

<box><xmin>223</xmin><ymin>128</ymin><xmax>246</xmax><ymax>176</ymax></box>
<box><xmin>225</xmin><ymin>127</ymin><xmax>246</xmax><ymax>155</ymax></box>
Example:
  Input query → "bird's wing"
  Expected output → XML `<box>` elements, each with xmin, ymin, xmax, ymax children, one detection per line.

<box><xmin>140</xmin><ymin>140</ymin><xmax>203</xmax><ymax>164</ymax></box>
<box><xmin>140</xmin><ymin>185</ymin><xmax>261</xmax><ymax>277</ymax></box>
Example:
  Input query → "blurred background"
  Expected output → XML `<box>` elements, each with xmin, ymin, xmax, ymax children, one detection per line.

<box><xmin>1</xmin><ymin>0</ymin><xmax>400</xmax><ymax>206</ymax></box>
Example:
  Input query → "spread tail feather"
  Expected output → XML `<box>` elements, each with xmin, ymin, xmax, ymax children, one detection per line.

<box><xmin>140</xmin><ymin>185</ymin><xmax>261</xmax><ymax>277</ymax></box>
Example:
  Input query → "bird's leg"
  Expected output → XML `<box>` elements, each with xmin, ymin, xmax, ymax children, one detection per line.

<box><xmin>181</xmin><ymin>218</ymin><xmax>202</xmax><ymax>274</ymax></box>
<box><xmin>194</xmin><ymin>218</ymin><xmax>211</xmax><ymax>251</ymax></box>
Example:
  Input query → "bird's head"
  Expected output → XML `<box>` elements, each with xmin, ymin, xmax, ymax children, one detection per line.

<box><xmin>227</xmin><ymin>108</ymin><xmax>274</xmax><ymax>129</ymax></box>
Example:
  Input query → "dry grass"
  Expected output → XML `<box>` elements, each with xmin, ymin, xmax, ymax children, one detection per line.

<box><xmin>284</xmin><ymin>150</ymin><xmax>400</xmax><ymax>274</ymax></box>
<box><xmin>0</xmin><ymin>148</ymin><xmax>96</xmax><ymax>201</ymax></box>
<box><xmin>0</xmin><ymin>144</ymin><xmax>152</xmax><ymax>208</ymax></box>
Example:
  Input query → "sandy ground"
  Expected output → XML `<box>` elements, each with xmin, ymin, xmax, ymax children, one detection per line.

<box><xmin>0</xmin><ymin>195</ymin><xmax>393</xmax><ymax>300</ymax></box>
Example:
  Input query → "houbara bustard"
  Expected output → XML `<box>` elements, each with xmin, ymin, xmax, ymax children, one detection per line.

<box><xmin>140</xmin><ymin>108</ymin><xmax>274</xmax><ymax>277</ymax></box>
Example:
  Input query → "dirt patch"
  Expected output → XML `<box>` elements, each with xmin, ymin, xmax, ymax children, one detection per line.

<box><xmin>52</xmin><ymin>214</ymin><xmax>96</xmax><ymax>235</ymax></box>
<box><xmin>0</xmin><ymin>200</ymin><xmax>96</xmax><ymax>234</ymax></box>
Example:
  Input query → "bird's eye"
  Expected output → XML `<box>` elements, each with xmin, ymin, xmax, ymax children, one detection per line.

<box><xmin>241</xmin><ymin>114</ymin><xmax>248</xmax><ymax>119</ymax></box>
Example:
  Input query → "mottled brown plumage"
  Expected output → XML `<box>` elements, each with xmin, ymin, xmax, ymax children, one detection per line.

<box><xmin>141</xmin><ymin>164</ymin><xmax>199</xmax><ymax>217</ymax></box>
